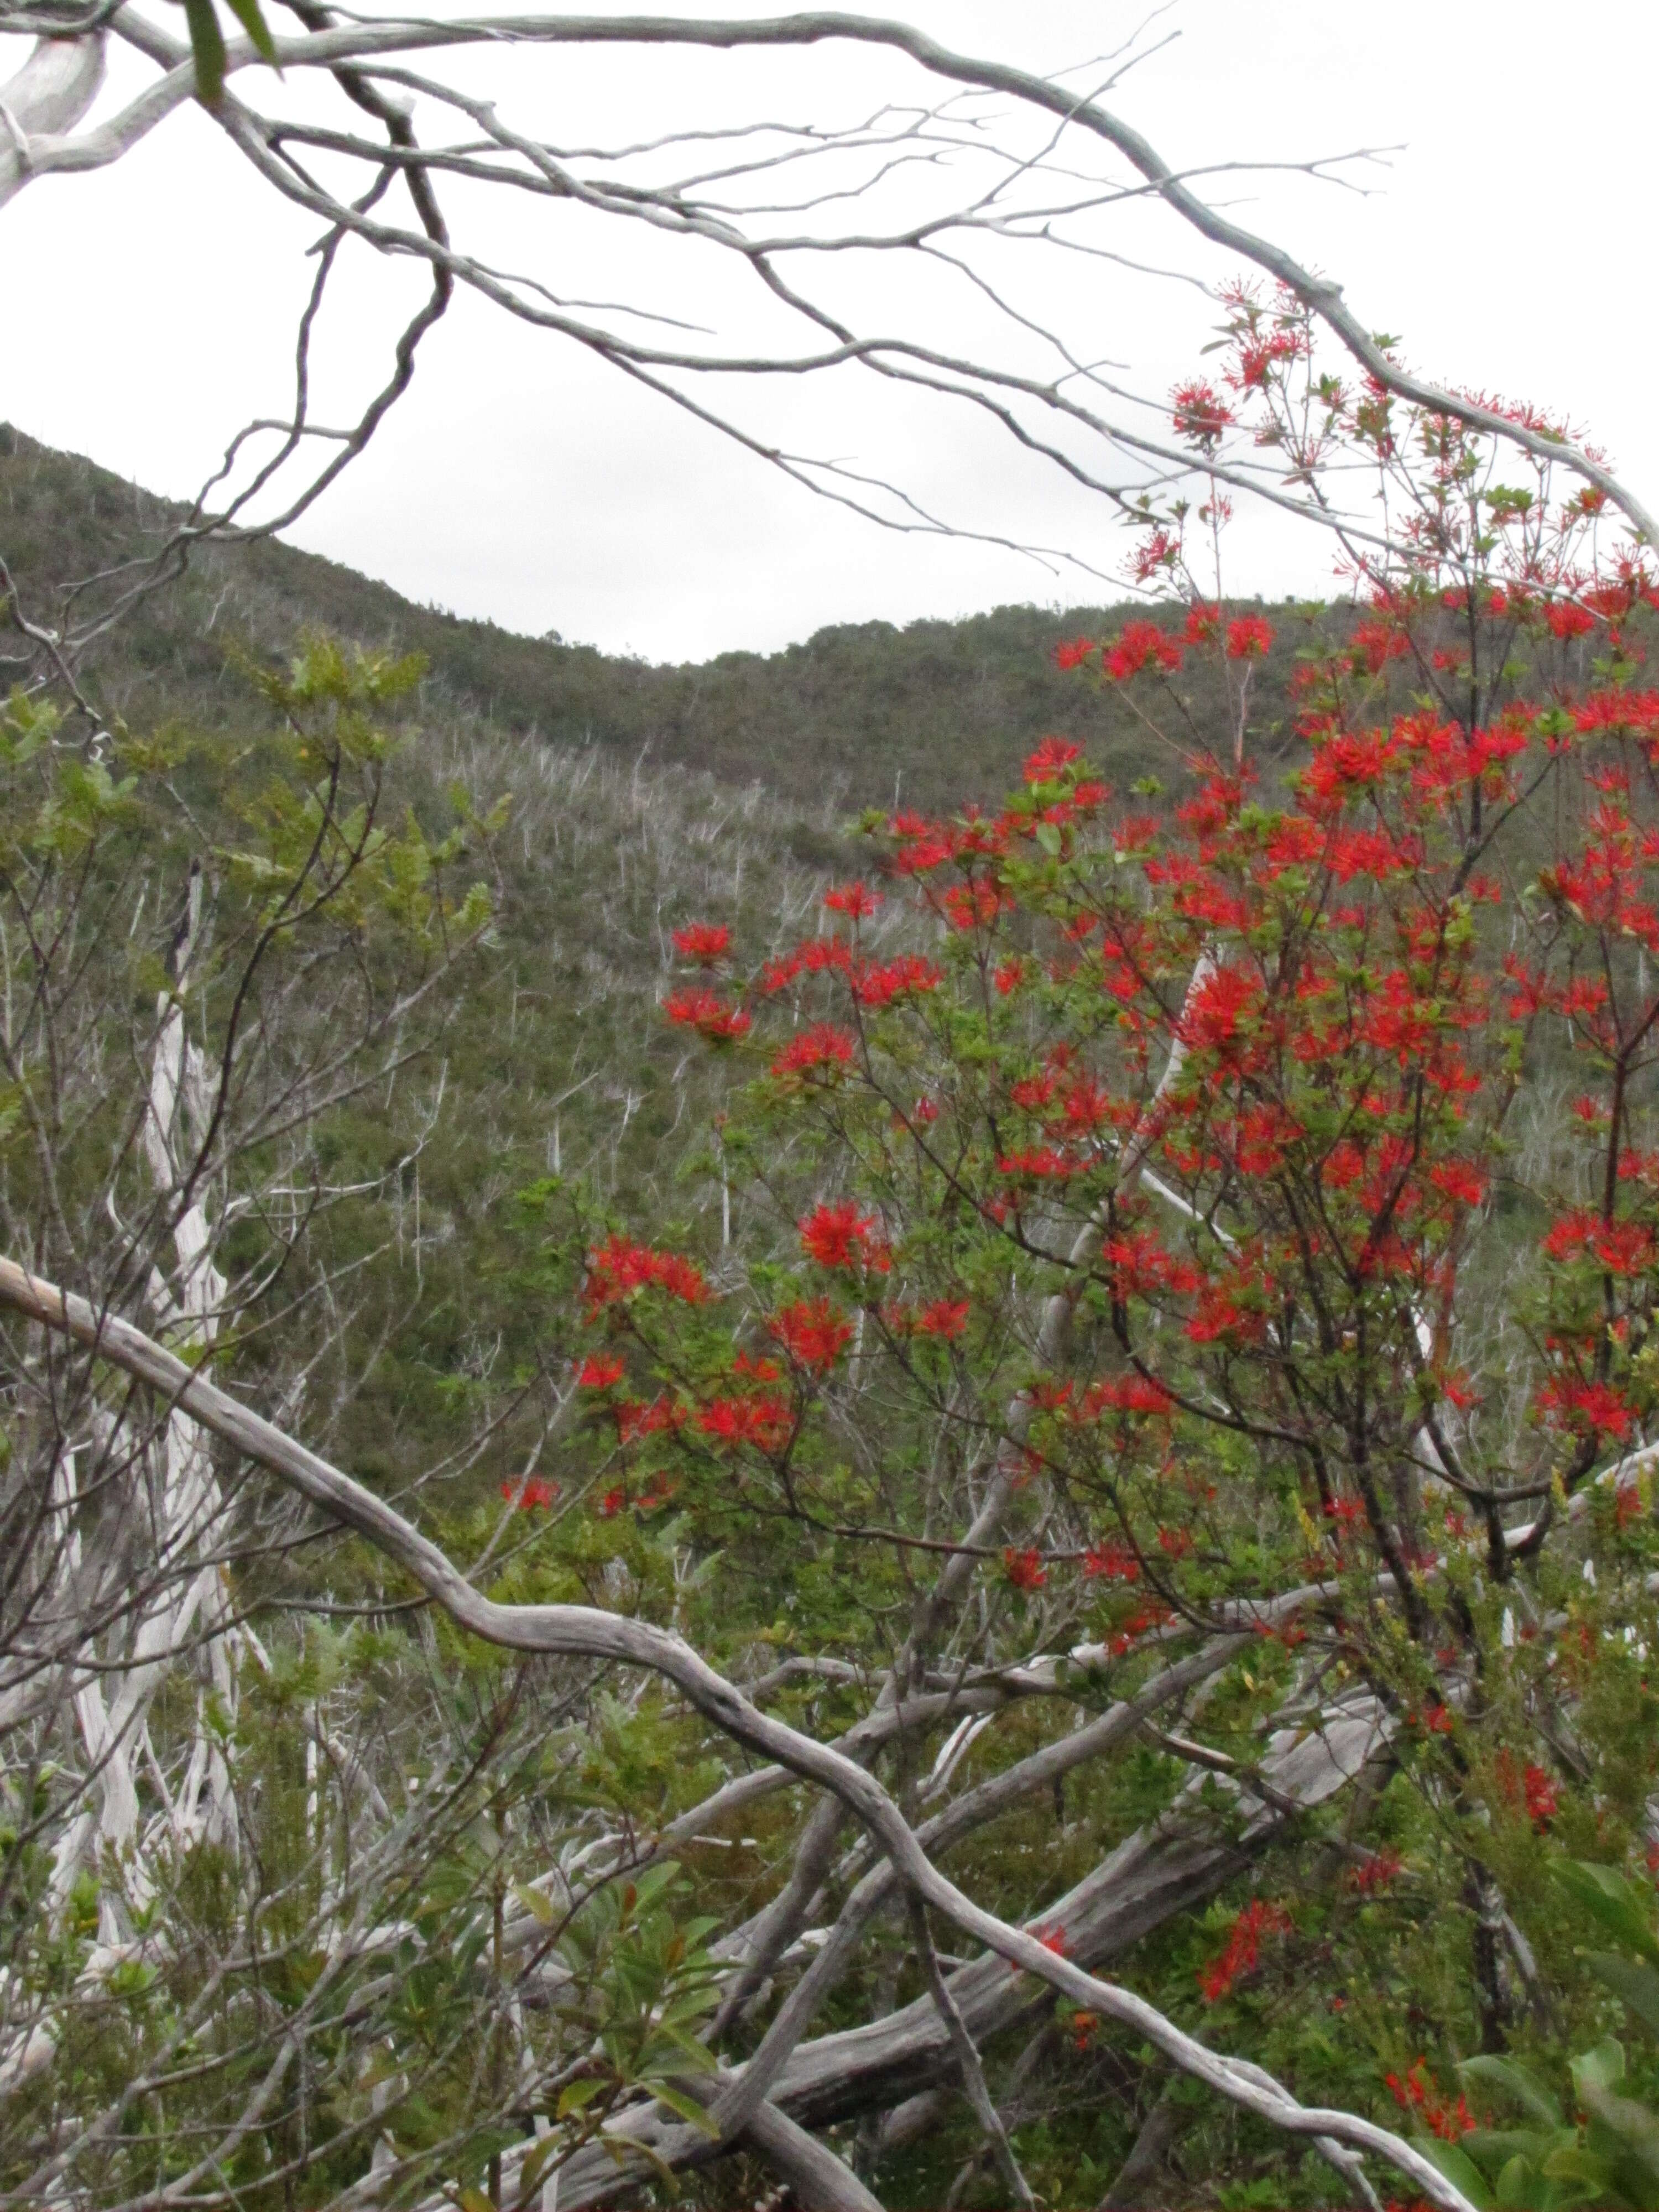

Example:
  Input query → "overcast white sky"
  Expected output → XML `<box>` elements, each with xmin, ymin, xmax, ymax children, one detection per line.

<box><xmin>4</xmin><ymin>1</ymin><xmax>1652</xmax><ymax>661</ymax></box>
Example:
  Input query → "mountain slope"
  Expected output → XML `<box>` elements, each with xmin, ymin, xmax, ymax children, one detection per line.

<box><xmin>0</xmin><ymin>424</ymin><xmax>1305</xmax><ymax>814</ymax></box>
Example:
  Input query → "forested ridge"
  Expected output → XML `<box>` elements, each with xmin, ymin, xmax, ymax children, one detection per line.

<box><xmin>0</xmin><ymin>426</ymin><xmax>1307</xmax><ymax>815</ymax></box>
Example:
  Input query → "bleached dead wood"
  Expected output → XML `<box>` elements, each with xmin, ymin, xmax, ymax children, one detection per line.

<box><xmin>0</xmin><ymin>1254</ymin><xmax>1471</xmax><ymax>2212</ymax></box>
<box><xmin>0</xmin><ymin>30</ymin><xmax>105</xmax><ymax>206</ymax></box>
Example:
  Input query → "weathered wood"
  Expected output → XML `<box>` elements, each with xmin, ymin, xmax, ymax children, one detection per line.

<box><xmin>0</xmin><ymin>34</ymin><xmax>106</xmax><ymax>205</ymax></box>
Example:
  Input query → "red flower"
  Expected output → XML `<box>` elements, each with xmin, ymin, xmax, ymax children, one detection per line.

<box><xmin>1349</xmin><ymin>1849</ymin><xmax>1404</xmax><ymax>1895</ymax></box>
<box><xmin>697</xmin><ymin>1394</ymin><xmax>791</xmax><ymax>1452</ymax></box>
<box><xmin>1349</xmin><ymin>618</ymin><xmax>1406</xmax><ymax>672</ymax></box>
<box><xmin>915</xmin><ymin>1298</ymin><xmax>970</xmax><ymax>1339</ymax></box>
<box><xmin>1385</xmin><ymin>2061</ymin><xmax>1474</xmax><ymax>2143</ymax></box>
<box><xmin>1082</xmin><ymin>1540</ymin><xmax>1140</xmax><ymax>1582</ymax></box>
<box><xmin>671</xmin><ymin>921</ymin><xmax>731</xmax><ymax>964</ymax></box>
<box><xmin>1429</xmin><ymin>1160</ymin><xmax>1487</xmax><ymax>1208</ymax></box>
<box><xmin>800</xmin><ymin>1200</ymin><xmax>891</xmax><ymax>1274</ymax></box>
<box><xmin>852</xmin><ymin>954</ymin><xmax>942</xmax><ymax>1008</ymax></box>
<box><xmin>1025</xmin><ymin>735</ymin><xmax>1084</xmax><ymax>782</ymax></box>
<box><xmin>1086</xmin><ymin>1375</ymin><xmax>1174</xmax><ymax>1416</ymax></box>
<box><xmin>1104</xmin><ymin>620</ymin><xmax>1183</xmax><ymax>682</ymax></box>
<box><xmin>614</xmin><ymin>1395</ymin><xmax>688</xmax><ymax>1446</ymax></box>
<box><xmin>993</xmin><ymin>957</ymin><xmax>1025</xmax><ymax>995</ymax></box>
<box><xmin>1225</xmin><ymin>613</ymin><xmax>1275</xmax><ymax>660</ymax></box>
<box><xmin>1004</xmin><ymin>1546</ymin><xmax>1047</xmax><ymax>1591</ymax></box>
<box><xmin>823</xmin><ymin>880</ymin><xmax>883</xmax><ymax>919</ymax></box>
<box><xmin>942</xmin><ymin>881</ymin><xmax>1008</xmax><ymax>931</ymax></box>
<box><xmin>500</xmin><ymin>1476</ymin><xmax>559</xmax><ymax>1510</ymax></box>
<box><xmin>1053</xmin><ymin>638</ymin><xmax>1097</xmax><ymax>672</ymax></box>
<box><xmin>1199</xmin><ymin>1900</ymin><xmax>1291</xmax><ymax>2002</ymax></box>
<box><xmin>1523</xmin><ymin>1764</ymin><xmax>1558</xmax><ymax>1829</ymax></box>
<box><xmin>1179</xmin><ymin>966</ymin><xmax>1259</xmax><ymax>1051</ymax></box>
<box><xmin>577</xmin><ymin>1354</ymin><xmax>625</xmax><ymax>1390</ymax></box>
<box><xmin>998</xmin><ymin>1145</ymin><xmax>1081</xmax><ymax>1180</ymax></box>
<box><xmin>1183</xmin><ymin>602</ymin><xmax>1223</xmax><ymax>646</ymax></box>
<box><xmin>662</xmin><ymin>988</ymin><xmax>751</xmax><ymax>1042</ymax></box>
<box><xmin>771</xmin><ymin>1022</ymin><xmax>858</xmax><ymax>1080</ymax></box>
<box><xmin>1171</xmin><ymin>380</ymin><xmax>1235</xmax><ymax>449</ymax></box>
<box><xmin>585</xmin><ymin>1237</ymin><xmax>709</xmax><ymax>1313</ymax></box>
<box><xmin>1536</xmin><ymin>1378</ymin><xmax>1635</xmax><ymax>1441</ymax></box>
<box><xmin>766</xmin><ymin>1296</ymin><xmax>854</xmax><ymax>1374</ymax></box>
<box><xmin>1545</xmin><ymin>599</ymin><xmax>1597</xmax><ymax>639</ymax></box>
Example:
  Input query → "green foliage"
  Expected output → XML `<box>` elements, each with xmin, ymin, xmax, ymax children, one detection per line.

<box><xmin>182</xmin><ymin>0</ymin><xmax>276</xmax><ymax>105</ymax></box>
<box><xmin>1407</xmin><ymin>1869</ymin><xmax>1659</xmax><ymax>2211</ymax></box>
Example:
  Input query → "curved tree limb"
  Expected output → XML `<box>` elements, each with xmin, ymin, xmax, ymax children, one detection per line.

<box><xmin>0</xmin><ymin>1251</ymin><xmax>1475</xmax><ymax>2212</ymax></box>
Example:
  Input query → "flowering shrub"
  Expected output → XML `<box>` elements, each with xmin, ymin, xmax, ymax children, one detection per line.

<box><xmin>515</xmin><ymin>290</ymin><xmax>1659</xmax><ymax>2200</ymax></box>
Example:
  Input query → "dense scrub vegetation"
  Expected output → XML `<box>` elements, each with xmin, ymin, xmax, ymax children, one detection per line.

<box><xmin>9</xmin><ymin>293</ymin><xmax>1659</xmax><ymax>2212</ymax></box>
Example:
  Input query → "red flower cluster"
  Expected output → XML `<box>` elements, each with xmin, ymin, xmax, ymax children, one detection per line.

<box><xmin>850</xmin><ymin>954</ymin><xmax>942</xmax><ymax>1008</ymax></box>
<box><xmin>585</xmin><ymin>1236</ymin><xmax>709</xmax><ymax>1312</ymax></box>
<box><xmin>1542</xmin><ymin>1208</ymin><xmax>1655</xmax><ymax>1275</ymax></box>
<box><xmin>500</xmin><ymin>1477</ymin><xmax>559</xmax><ymax>1510</ymax></box>
<box><xmin>1025</xmin><ymin>735</ymin><xmax>1084</xmax><ymax>781</ymax></box>
<box><xmin>1495</xmin><ymin>1750</ymin><xmax>1561</xmax><ymax>1829</ymax></box>
<box><xmin>1524</xmin><ymin>1765</ymin><xmax>1559</xmax><ymax>1827</ymax></box>
<box><xmin>663</xmin><ymin>988</ymin><xmax>750</xmax><ymax>1042</ymax></box>
<box><xmin>886</xmin><ymin>1297</ymin><xmax>970</xmax><ymax>1340</ymax></box>
<box><xmin>615</xmin><ymin>1395</ymin><xmax>688</xmax><ymax>1446</ymax></box>
<box><xmin>766</xmin><ymin>1296</ymin><xmax>854</xmax><ymax>1374</ymax></box>
<box><xmin>1199</xmin><ymin>1900</ymin><xmax>1292</xmax><ymax>2003</ymax></box>
<box><xmin>1104</xmin><ymin>620</ymin><xmax>1183</xmax><ymax>682</ymax></box>
<box><xmin>771</xmin><ymin>1022</ymin><xmax>857</xmax><ymax>1079</ymax></box>
<box><xmin>1535</xmin><ymin>1376</ymin><xmax>1635</xmax><ymax>1441</ymax></box>
<box><xmin>1348</xmin><ymin>1849</ymin><xmax>1404</xmax><ymax>1895</ymax></box>
<box><xmin>671</xmin><ymin>921</ymin><xmax>731</xmax><ymax>964</ymax></box>
<box><xmin>1082</xmin><ymin>1540</ymin><xmax>1140</xmax><ymax>1582</ymax></box>
<box><xmin>697</xmin><ymin>1394</ymin><xmax>791</xmax><ymax>1452</ymax></box>
<box><xmin>1171</xmin><ymin>379</ymin><xmax>1235</xmax><ymax>449</ymax></box>
<box><xmin>1225</xmin><ymin>613</ymin><xmax>1274</xmax><ymax>660</ymax></box>
<box><xmin>800</xmin><ymin>1200</ymin><xmax>891</xmax><ymax>1274</ymax></box>
<box><xmin>577</xmin><ymin>1354</ymin><xmax>625</xmax><ymax>1390</ymax></box>
<box><xmin>1081</xmin><ymin>1375</ymin><xmax>1175</xmax><ymax>1417</ymax></box>
<box><xmin>1385</xmin><ymin>2062</ymin><xmax>1474</xmax><ymax>2143</ymax></box>
<box><xmin>1003</xmin><ymin>1546</ymin><xmax>1047</xmax><ymax>1591</ymax></box>
<box><xmin>824</xmin><ymin>880</ymin><xmax>883</xmax><ymax>919</ymax></box>
<box><xmin>998</xmin><ymin>1145</ymin><xmax>1082</xmax><ymax>1181</ymax></box>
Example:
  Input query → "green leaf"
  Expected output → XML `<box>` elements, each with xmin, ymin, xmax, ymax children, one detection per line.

<box><xmin>1462</xmin><ymin>2056</ymin><xmax>1565</xmax><ymax>2130</ymax></box>
<box><xmin>1587</xmin><ymin>1954</ymin><xmax>1659</xmax><ymax>2043</ymax></box>
<box><xmin>182</xmin><ymin>0</ymin><xmax>227</xmax><ymax>102</ymax></box>
<box><xmin>455</xmin><ymin>2193</ymin><xmax>495</xmax><ymax>2212</ymax></box>
<box><xmin>1557</xmin><ymin>1864</ymin><xmax>1659</xmax><ymax>1964</ymax></box>
<box><xmin>1493</xmin><ymin>2153</ymin><xmax>1538</xmax><ymax>2211</ymax></box>
<box><xmin>1570</xmin><ymin>2039</ymin><xmax>1626</xmax><ymax>2103</ymax></box>
<box><xmin>557</xmin><ymin>2078</ymin><xmax>604</xmax><ymax>2118</ymax></box>
<box><xmin>1540</xmin><ymin>2143</ymin><xmax>1618</xmax><ymax>2191</ymax></box>
<box><xmin>1034</xmin><ymin>821</ymin><xmax>1063</xmax><ymax>856</ymax></box>
<box><xmin>1420</xmin><ymin>2136</ymin><xmax>1495</xmax><ymax>2209</ymax></box>
<box><xmin>519</xmin><ymin>2137</ymin><xmax>559</xmax><ymax>2198</ymax></box>
<box><xmin>649</xmin><ymin>2084</ymin><xmax>719</xmax><ymax>2138</ymax></box>
<box><xmin>513</xmin><ymin>1882</ymin><xmax>556</xmax><ymax>1926</ymax></box>
<box><xmin>220</xmin><ymin>0</ymin><xmax>277</xmax><ymax>61</ymax></box>
<box><xmin>644</xmin><ymin>2023</ymin><xmax>719</xmax><ymax>2072</ymax></box>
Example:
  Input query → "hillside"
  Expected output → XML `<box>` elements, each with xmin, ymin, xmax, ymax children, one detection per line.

<box><xmin>0</xmin><ymin>424</ymin><xmax>1307</xmax><ymax>816</ymax></box>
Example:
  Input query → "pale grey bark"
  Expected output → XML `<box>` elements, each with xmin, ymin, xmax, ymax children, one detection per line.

<box><xmin>0</xmin><ymin>30</ymin><xmax>106</xmax><ymax>205</ymax></box>
<box><xmin>0</xmin><ymin>1254</ymin><xmax>1473</xmax><ymax>2211</ymax></box>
